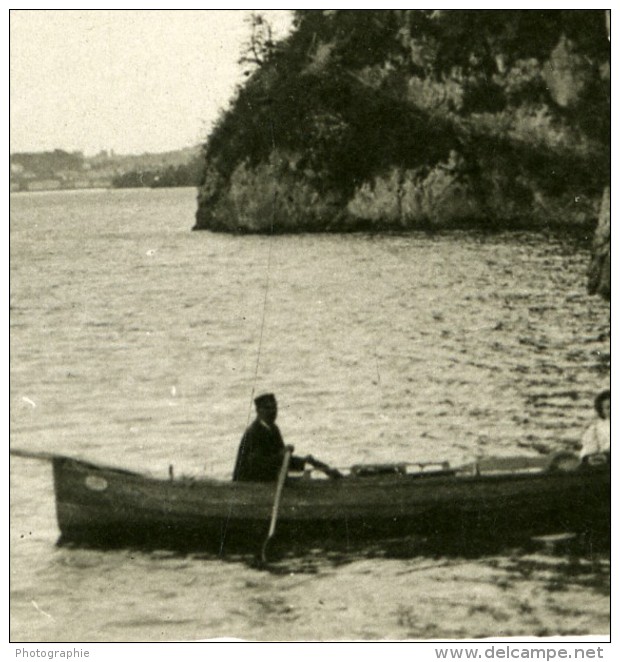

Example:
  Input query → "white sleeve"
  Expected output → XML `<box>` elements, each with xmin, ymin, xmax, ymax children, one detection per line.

<box><xmin>579</xmin><ymin>424</ymin><xmax>597</xmax><ymax>458</ymax></box>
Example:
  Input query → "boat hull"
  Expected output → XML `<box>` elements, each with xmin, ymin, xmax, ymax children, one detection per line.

<box><xmin>52</xmin><ymin>456</ymin><xmax>610</xmax><ymax>555</ymax></box>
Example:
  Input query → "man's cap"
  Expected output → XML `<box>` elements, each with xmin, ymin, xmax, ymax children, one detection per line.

<box><xmin>255</xmin><ymin>393</ymin><xmax>277</xmax><ymax>407</ymax></box>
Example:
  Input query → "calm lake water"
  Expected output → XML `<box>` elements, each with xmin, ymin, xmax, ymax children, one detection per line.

<box><xmin>9</xmin><ymin>187</ymin><xmax>610</xmax><ymax>642</ymax></box>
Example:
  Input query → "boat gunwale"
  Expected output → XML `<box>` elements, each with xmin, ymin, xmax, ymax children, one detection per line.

<box><xmin>53</xmin><ymin>453</ymin><xmax>610</xmax><ymax>495</ymax></box>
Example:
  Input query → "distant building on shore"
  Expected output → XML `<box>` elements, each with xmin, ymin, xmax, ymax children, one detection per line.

<box><xmin>10</xmin><ymin>145</ymin><xmax>201</xmax><ymax>192</ymax></box>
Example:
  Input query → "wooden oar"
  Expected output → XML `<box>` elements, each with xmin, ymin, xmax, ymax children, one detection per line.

<box><xmin>10</xmin><ymin>448</ymin><xmax>58</xmax><ymax>462</ymax></box>
<box><xmin>454</xmin><ymin>454</ymin><xmax>564</xmax><ymax>475</ymax></box>
<box><xmin>261</xmin><ymin>445</ymin><xmax>293</xmax><ymax>563</ymax></box>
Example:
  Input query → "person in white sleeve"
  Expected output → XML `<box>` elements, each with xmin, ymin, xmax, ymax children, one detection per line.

<box><xmin>579</xmin><ymin>389</ymin><xmax>610</xmax><ymax>464</ymax></box>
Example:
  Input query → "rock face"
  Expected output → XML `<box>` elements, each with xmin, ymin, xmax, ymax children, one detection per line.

<box><xmin>194</xmin><ymin>10</ymin><xmax>609</xmax><ymax>235</ymax></box>
<box><xmin>195</xmin><ymin>152</ymin><xmax>343</xmax><ymax>233</ymax></box>
<box><xmin>587</xmin><ymin>186</ymin><xmax>611</xmax><ymax>301</ymax></box>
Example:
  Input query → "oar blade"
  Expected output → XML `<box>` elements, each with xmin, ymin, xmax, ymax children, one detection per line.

<box><xmin>260</xmin><ymin>446</ymin><xmax>293</xmax><ymax>563</ymax></box>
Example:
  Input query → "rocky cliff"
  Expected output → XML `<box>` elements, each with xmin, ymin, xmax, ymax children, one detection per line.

<box><xmin>587</xmin><ymin>186</ymin><xmax>611</xmax><ymax>301</ymax></box>
<box><xmin>194</xmin><ymin>10</ymin><xmax>609</xmax><ymax>235</ymax></box>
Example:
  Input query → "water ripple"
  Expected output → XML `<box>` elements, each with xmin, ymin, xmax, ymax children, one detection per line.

<box><xmin>10</xmin><ymin>188</ymin><xmax>609</xmax><ymax>641</ymax></box>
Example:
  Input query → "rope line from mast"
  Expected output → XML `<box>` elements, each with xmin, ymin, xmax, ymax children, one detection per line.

<box><xmin>245</xmin><ymin>118</ymin><xmax>278</xmax><ymax>426</ymax></box>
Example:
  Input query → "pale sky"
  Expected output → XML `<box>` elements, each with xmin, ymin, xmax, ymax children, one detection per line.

<box><xmin>9</xmin><ymin>9</ymin><xmax>294</xmax><ymax>155</ymax></box>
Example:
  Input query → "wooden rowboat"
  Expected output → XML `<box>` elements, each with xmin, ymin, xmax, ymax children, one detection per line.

<box><xmin>12</xmin><ymin>450</ymin><xmax>609</xmax><ymax>555</ymax></box>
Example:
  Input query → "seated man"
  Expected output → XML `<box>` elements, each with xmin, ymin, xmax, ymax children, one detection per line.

<box><xmin>232</xmin><ymin>393</ymin><xmax>342</xmax><ymax>482</ymax></box>
<box><xmin>232</xmin><ymin>393</ymin><xmax>308</xmax><ymax>482</ymax></box>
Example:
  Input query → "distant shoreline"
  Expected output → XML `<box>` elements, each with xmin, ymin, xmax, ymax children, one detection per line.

<box><xmin>11</xmin><ymin>182</ymin><xmax>112</xmax><ymax>193</ymax></box>
<box><xmin>10</xmin><ymin>184</ymin><xmax>198</xmax><ymax>194</ymax></box>
<box><xmin>10</xmin><ymin>145</ymin><xmax>202</xmax><ymax>195</ymax></box>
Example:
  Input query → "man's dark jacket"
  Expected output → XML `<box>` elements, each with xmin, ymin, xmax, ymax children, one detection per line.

<box><xmin>232</xmin><ymin>419</ymin><xmax>305</xmax><ymax>482</ymax></box>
